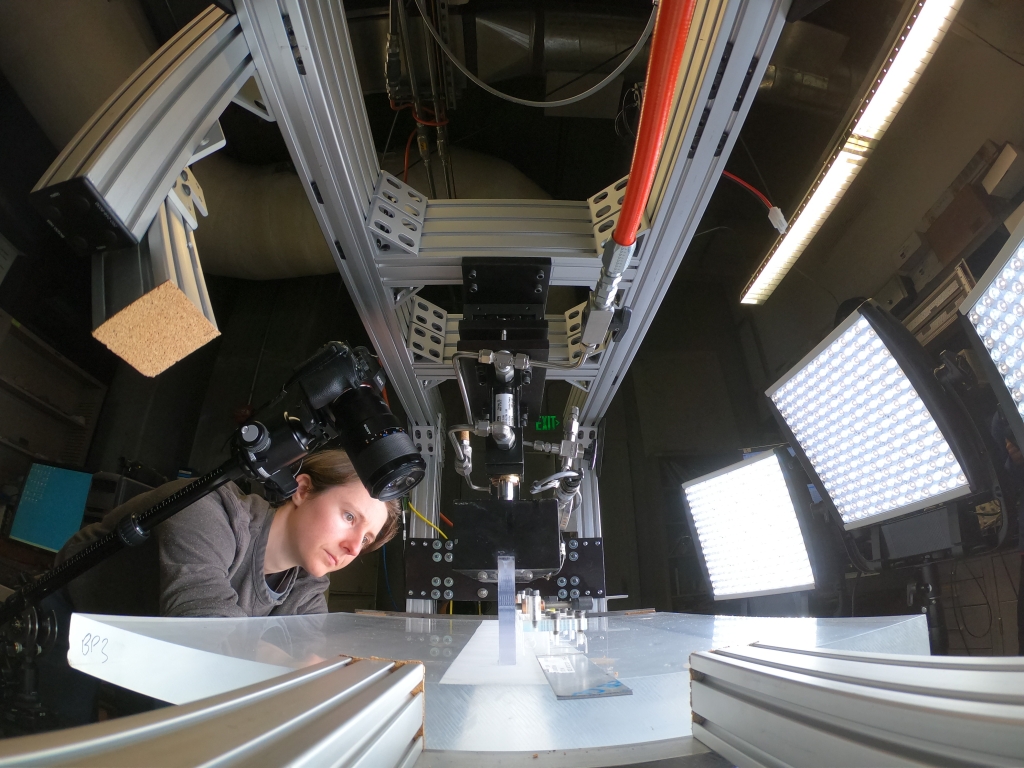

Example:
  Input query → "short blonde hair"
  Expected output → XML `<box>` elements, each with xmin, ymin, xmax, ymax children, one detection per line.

<box><xmin>299</xmin><ymin>449</ymin><xmax>401</xmax><ymax>551</ymax></box>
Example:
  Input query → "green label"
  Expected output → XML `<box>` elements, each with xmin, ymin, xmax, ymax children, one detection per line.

<box><xmin>535</xmin><ymin>415</ymin><xmax>561</xmax><ymax>431</ymax></box>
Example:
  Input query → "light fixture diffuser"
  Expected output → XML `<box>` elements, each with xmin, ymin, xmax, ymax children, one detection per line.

<box><xmin>741</xmin><ymin>0</ymin><xmax>962</xmax><ymax>305</ymax></box>
<box><xmin>962</xmin><ymin>218</ymin><xmax>1024</xmax><ymax>445</ymax></box>
<box><xmin>682</xmin><ymin>451</ymin><xmax>815</xmax><ymax>600</ymax></box>
<box><xmin>768</xmin><ymin>309</ymin><xmax>970</xmax><ymax>529</ymax></box>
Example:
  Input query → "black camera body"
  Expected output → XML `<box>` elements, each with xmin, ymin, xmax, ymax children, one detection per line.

<box><xmin>233</xmin><ymin>342</ymin><xmax>425</xmax><ymax>500</ymax></box>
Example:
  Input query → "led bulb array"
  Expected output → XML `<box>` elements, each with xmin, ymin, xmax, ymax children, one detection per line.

<box><xmin>684</xmin><ymin>453</ymin><xmax>814</xmax><ymax>600</ymax></box>
<box><xmin>771</xmin><ymin>315</ymin><xmax>967</xmax><ymax>527</ymax></box>
<box><xmin>968</xmin><ymin>243</ymin><xmax>1024</xmax><ymax>419</ymax></box>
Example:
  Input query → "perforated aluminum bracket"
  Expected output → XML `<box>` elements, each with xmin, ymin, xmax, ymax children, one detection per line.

<box><xmin>410</xmin><ymin>424</ymin><xmax>438</xmax><ymax>460</ymax></box>
<box><xmin>398</xmin><ymin>293</ymin><xmax>448</xmax><ymax>362</ymax></box>
<box><xmin>588</xmin><ymin>175</ymin><xmax>650</xmax><ymax>253</ymax></box>
<box><xmin>367</xmin><ymin>171</ymin><xmax>427</xmax><ymax>255</ymax></box>
<box><xmin>564</xmin><ymin>301</ymin><xmax>606</xmax><ymax>363</ymax></box>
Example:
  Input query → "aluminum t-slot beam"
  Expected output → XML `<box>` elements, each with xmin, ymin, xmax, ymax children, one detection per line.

<box><xmin>376</xmin><ymin>200</ymin><xmax>636</xmax><ymax>288</ymax></box>
<box><xmin>0</xmin><ymin>655</ymin><xmax>424</xmax><ymax>766</ymax></box>
<box><xmin>32</xmin><ymin>6</ymin><xmax>254</xmax><ymax>252</ymax></box>
<box><xmin>233</xmin><ymin>1</ymin><xmax>442</xmax><ymax>434</ymax></box>
<box><xmin>580</xmin><ymin>0</ymin><xmax>789</xmax><ymax>424</ymax></box>
<box><xmin>689</xmin><ymin>643</ymin><xmax>1024</xmax><ymax>766</ymax></box>
<box><xmin>234</xmin><ymin>1</ymin><xmax>446</xmax><ymax>615</ymax></box>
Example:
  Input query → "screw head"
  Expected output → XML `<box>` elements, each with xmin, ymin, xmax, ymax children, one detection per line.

<box><xmin>432</xmin><ymin>552</ymin><xmax>442</xmax><ymax>562</ymax></box>
<box><xmin>431</xmin><ymin>577</ymin><xmax>441</xmax><ymax>587</ymax></box>
<box><xmin>468</xmin><ymin>269</ymin><xmax>477</xmax><ymax>279</ymax></box>
<box><xmin>444</xmin><ymin>577</ymin><xmax>454</xmax><ymax>587</ymax></box>
<box><xmin>568</xmin><ymin>540</ymin><xmax>578</xmax><ymax>549</ymax></box>
<box><xmin>523</xmin><ymin>570</ymin><xmax>533</xmax><ymax>581</ymax></box>
<box><xmin>431</xmin><ymin>589</ymin><xmax>441</xmax><ymax>599</ymax></box>
<box><xmin>477</xmin><ymin>587</ymin><xmax>489</xmax><ymax>598</ymax></box>
<box><xmin>445</xmin><ymin>540</ymin><xmax>454</xmax><ymax>550</ymax></box>
<box><xmin>569</xmin><ymin>551</ymin><xmax>579</xmax><ymax>561</ymax></box>
<box><xmin>557</xmin><ymin>576</ymin><xmax>567</xmax><ymax>587</ymax></box>
<box><xmin>569</xmin><ymin>589</ymin><xmax>580</xmax><ymax>599</ymax></box>
<box><xmin>558</xmin><ymin>589</ymin><xmax>568</xmax><ymax>599</ymax></box>
<box><xmin>569</xmin><ymin>576</ymin><xmax>580</xmax><ymax>586</ymax></box>
<box><xmin>444</xmin><ymin>552</ymin><xmax>453</xmax><ymax>562</ymax></box>
<box><xmin>443</xmin><ymin>590</ymin><xmax>454</xmax><ymax>600</ymax></box>
<box><xmin>477</xmin><ymin>571</ymin><xmax>488</xmax><ymax>580</ymax></box>
<box><xmin>433</xmin><ymin>540</ymin><xmax>443</xmax><ymax>550</ymax></box>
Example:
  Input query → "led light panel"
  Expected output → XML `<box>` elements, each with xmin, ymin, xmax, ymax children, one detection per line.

<box><xmin>769</xmin><ymin>313</ymin><xmax>969</xmax><ymax>529</ymax></box>
<box><xmin>964</xmin><ymin>232</ymin><xmax>1024</xmax><ymax>423</ymax></box>
<box><xmin>683</xmin><ymin>452</ymin><xmax>815</xmax><ymax>600</ymax></box>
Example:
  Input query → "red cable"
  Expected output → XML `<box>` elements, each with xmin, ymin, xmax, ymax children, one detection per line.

<box><xmin>439</xmin><ymin>512</ymin><xmax>454</xmax><ymax>528</ymax></box>
<box><xmin>613</xmin><ymin>0</ymin><xmax>698</xmax><ymax>248</ymax></box>
<box><xmin>403</xmin><ymin>129</ymin><xmax>417</xmax><ymax>182</ymax></box>
<box><xmin>722</xmin><ymin>170</ymin><xmax>772</xmax><ymax>209</ymax></box>
<box><xmin>390</xmin><ymin>99</ymin><xmax>447</xmax><ymax>126</ymax></box>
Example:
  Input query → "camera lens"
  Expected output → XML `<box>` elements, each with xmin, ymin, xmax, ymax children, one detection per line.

<box><xmin>333</xmin><ymin>387</ymin><xmax>426</xmax><ymax>500</ymax></box>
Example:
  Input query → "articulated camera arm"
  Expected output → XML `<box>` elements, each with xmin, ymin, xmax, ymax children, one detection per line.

<box><xmin>0</xmin><ymin>341</ymin><xmax>423</xmax><ymax>628</ymax></box>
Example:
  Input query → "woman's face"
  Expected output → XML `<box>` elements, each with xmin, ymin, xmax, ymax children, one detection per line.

<box><xmin>286</xmin><ymin>475</ymin><xmax>389</xmax><ymax>577</ymax></box>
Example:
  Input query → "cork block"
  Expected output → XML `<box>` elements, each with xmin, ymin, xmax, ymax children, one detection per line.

<box><xmin>92</xmin><ymin>280</ymin><xmax>220</xmax><ymax>377</ymax></box>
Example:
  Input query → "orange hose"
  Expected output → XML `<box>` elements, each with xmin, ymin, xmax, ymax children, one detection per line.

<box><xmin>612</xmin><ymin>0</ymin><xmax>698</xmax><ymax>247</ymax></box>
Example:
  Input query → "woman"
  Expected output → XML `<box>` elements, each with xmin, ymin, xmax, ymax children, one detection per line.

<box><xmin>58</xmin><ymin>449</ymin><xmax>401</xmax><ymax>617</ymax></box>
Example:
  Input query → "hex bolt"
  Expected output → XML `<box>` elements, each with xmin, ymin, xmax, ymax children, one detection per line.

<box><xmin>477</xmin><ymin>588</ymin><xmax>489</xmax><ymax>598</ymax></box>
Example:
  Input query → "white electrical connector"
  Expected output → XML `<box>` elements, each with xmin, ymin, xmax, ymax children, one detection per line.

<box><xmin>768</xmin><ymin>206</ymin><xmax>788</xmax><ymax>234</ymax></box>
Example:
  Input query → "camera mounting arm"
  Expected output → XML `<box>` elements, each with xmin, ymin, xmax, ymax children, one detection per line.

<box><xmin>0</xmin><ymin>341</ymin><xmax>424</xmax><ymax>628</ymax></box>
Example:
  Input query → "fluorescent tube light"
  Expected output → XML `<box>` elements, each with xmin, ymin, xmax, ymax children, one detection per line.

<box><xmin>682</xmin><ymin>451</ymin><xmax>815</xmax><ymax>600</ymax></box>
<box><xmin>741</xmin><ymin>0</ymin><xmax>962</xmax><ymax>305</ymax></box>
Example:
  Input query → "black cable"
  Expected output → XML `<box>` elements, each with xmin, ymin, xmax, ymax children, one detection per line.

<box><xmin>791</xmin><ymin>267</ymin><xmax>840</xmax><ymax>309</ymax></box>
<box><xmin>381</xmin><ymin>108</ymin><xmax>403</xmax><ymax>161</ymax></box>
<box><xmin>546</xmin><ymin>43</ymin><xmax>639</xmax><ymax>98</ymax></box>
<box><xmin>947</xmin><ymin>562</ymin><xmax>975</xmax><ymax>655</ymax></box>
<box><xmin>850</xmin><ymin>572</ymin><xmax>859</xmax><ymax>616</ymax></box>
<box><xmin>953</xmin><ymin>21</ymin><xmax>1024</xmax><ymax>69</ymax></box>
<box><xmin>998</xmin><ymin>551</ymin><xmax>1019</xmax><ymax>599</ymax></box>
<box><xmin>738</xmin><ymin>135</ymin><xmax>773</xmax><ymax>203</ymax></box>
<box><xmin>951</xmin><ymin>560</ymin><xmax>992</xmax><ymax>639</ymax></box>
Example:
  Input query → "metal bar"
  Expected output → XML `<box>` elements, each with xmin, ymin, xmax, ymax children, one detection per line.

<box><xmin>235</xmin><ymin>0</ymin><xmax>442</xmax><ymax>432</ymax></box>
<box><xmin>689</xmin><ymin>644</ymin><xmax>1024</xmax><ymax>766</ymax></box>
<box><xmin>581</xmin><ymin>0</ymin><xmax>789</xmax><ymax>425</ymax></box>
<box><xmin>0</xmin><ymin>658</ymin><xmax>424</xmax><ymax>767</ymax></box>
<box><xmin>32</xmin><ymin>8</ymin><xmax>254</xmax><ymax>250</ymax></box>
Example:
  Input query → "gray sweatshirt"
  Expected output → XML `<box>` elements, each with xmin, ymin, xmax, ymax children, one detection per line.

<box><xmin>58</xmin><ymin>481</ymin><xmax>328</xmax><ymax>618</ymax></box>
